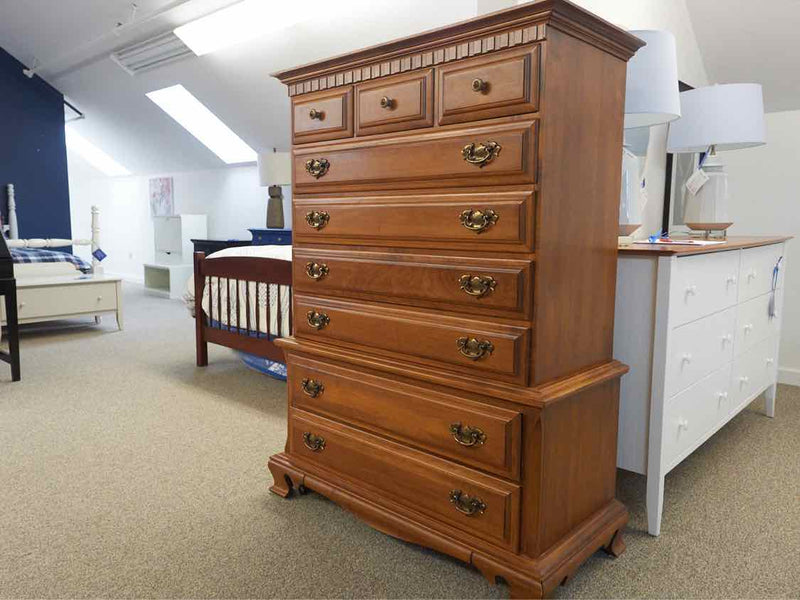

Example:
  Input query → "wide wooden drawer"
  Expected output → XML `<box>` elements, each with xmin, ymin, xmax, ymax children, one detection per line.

<box><xmin>17</xmin><ymin>281</ymin><xmax>117</xmax><ymax>320</ymax></box>
<box><xmin>738</xmin><ymin>243</ymin><xmax>785</xmax><ymax>303</ymax></box>
<box><xmin>294</xmin><ymin>295</ymin><xmax>530</xmax><ymax>385</ymax></box>
<box><xmin>735</xmin><ymin>291</ymin><xmax>782</xmax><ymax>357</ymax></box>
<box><xmin>294</xmin><ymin>191</ymin><xmax>535</xmax><ymax>252</ymax></box>
<box><xmin>666</xmin><ymin>306</ymin><xmax>735</xmax><ymax>399</ymax></box>
<box><xmin>356</xmin><ymin>69</ymin><xmax>433</xmax><ymax>136</ymax></box>
<box><xmin>437</xmin><ymin>46</ymin><xmax>540</xmax><ymax>126</ymax></box>
<box><xmin>287</xmin><ymin>354</ymin><xmax>522</xmax><ymax>479</ymax></box>
<box><xmin>292</xmin><ymin>87</ymin><xmax>354</xmax><ymax>144</ymax></box>
<box><xmin>293</xmin><ymin>119</ymin><xmax>538</xmax><ymax>193</ymax></box>
<box><xmin>663</xmin><ymin>364</ymin><xmax>732</xmax><ymax>471</ymax></box>
<box><xmin>293</xmin><ymin>247</ymin><xmax>532</xmax><ymax>319</ymax></box>
<box><xmin>669</xmin><ymin>250</ymin><xmax>740</xmax><ymax>327</ymax></box>
<box><xmin>289</xmin><ymin>408</ymin><xmax>521</xmax><ymax>551</ymax></box>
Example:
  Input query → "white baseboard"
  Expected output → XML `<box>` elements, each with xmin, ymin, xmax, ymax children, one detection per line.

<box><xmin>778</xmin><ymin>367</ymin><xmax>800</xmax><ymax>387</ymax></box>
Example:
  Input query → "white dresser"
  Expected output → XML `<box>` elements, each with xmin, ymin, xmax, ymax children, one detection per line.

<box><xmin>614</xmin><ymin>237</ymin><xmax>790</xmax><ymax>536</ymax></box>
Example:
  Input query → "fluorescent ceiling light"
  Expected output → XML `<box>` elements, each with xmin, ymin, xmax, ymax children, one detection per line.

<box><xmin>65</xmin><ymin>128</ymin><xmax>131</xmax><ymax>176</ymax></box>
<box><xmin>174</xmin><ymin>0</ymin><xmax>310</xmax><ymax>56</ymax></box>
<box><xmin>146</xmin><ymin>84</ymin><xmax>257</xmax><ymax>164</ymax></box>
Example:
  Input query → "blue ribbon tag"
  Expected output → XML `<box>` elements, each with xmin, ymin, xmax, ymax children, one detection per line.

<box><xmin>92</xmin><ymin>248</ymin><xmax>107</xmax><ymax>262</ymax></box>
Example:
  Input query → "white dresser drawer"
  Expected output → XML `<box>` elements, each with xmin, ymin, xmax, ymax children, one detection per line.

<box><xmin>663</xmin><ymin>364</ymin><xmax>732</xmax><ymax>469</ymax></box>
<box><xmin>735</xmin><ymin>291</ymin><xmax>782</xmax><ymax>357</ymax></box>
<box><xmin>738</xmin><ymin>244</ymin><xmax>784</xmax><ymax>303</ymax></box>
<box><xmin>730</xmin><ymin>337</ymin><xmax>777</xmax><ymax>413</ymax></box>
<box><xmin>666</xmin><ymin>307</ymin><xmax>735</xmax><ymax>398</ymax></box>
<box><xmin>670</xmin><ymin>251</ymin><xmax>740</xmax><ymax>327</ymax></box>
<box><xmin>17</xmin><ymin>282</ymin><xmax>118</xmax><ymax>320</ymax></box>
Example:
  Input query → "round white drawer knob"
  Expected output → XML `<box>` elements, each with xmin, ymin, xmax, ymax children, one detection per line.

<box><xmin>97</xmin><ymin>296</ymin><xmax>103</xmax><ymax>301</ymax></box>
<box><xmin>719</xmin><ymin>391</ymin><xmax>729</xmax><ymax>400</ymax></box>
<box><xmin>686</xmin><ymin>285</ymin><xmax>697</xmax><ymax>296</ymax></box>
<box><xmin>744</xmin><ymin>324</ymin><xmax>753</xmax><ymax>333</ymax></box>
<box><xmin>18</xmin><ymin>302</ymin><xmax>25</xmax><ymax>309</ymax></box>
<box><xmin>678</xmin><ymin>419</ymin><xmax>689</xmax><ymax>431</ymax></box>
<box><xmin>766</xmin><ymin>358</ymin><xmax>775</xmax><ymax>365</ymax></box>
<box><xmin>740</xmin><ymin>376</ymin><xmax>750</xmax><ymax>384</ymax></box>
<box><xmin>748</xmin><ymin>270</ymin><xmax>757</xmax><ymax>280</ymax></box>
<box><xmin>721</xmin><ymin>334</ymin><xmax>733</xmax><ymax>344</ymax></box>
<box><xmin>726</xmin><ymin>275</ymin><xmax>737</xmax><ymax>285</ymax></box>
<box><xmin>681</xmin><ymin>353</ymin><xmax>692</xmax><ymax>364</ymax></box>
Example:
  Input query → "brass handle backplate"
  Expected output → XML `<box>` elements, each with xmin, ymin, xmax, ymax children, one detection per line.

<box><xmin>457</xmin><ymin>337</ymin><xmax>494</xmax><ymax>360</ymax></box>
<box><xmin>449</xmin><ymin>489</ymin><xmax>486</xmax><ymax>516</ymax></box>
<box><xmin>305</xmin><ymin>210</ymin><xmax>330</xmax><ymax>230</ymax></box>
<box><xmin>380</xmin><ymin>96</ymin><xmax>395</xmax><ymax>109</ymax></box>
<box><xmin>302</xmin><ymin>432</ymin><xmax>326</xmax><ymax>452</ymax></box>
<box><xmin>450</xmin><ymin>423</ymin><xmax>487</xmax><ymax>447</ymax></box>
<box><xmin>305</xmin><ymin>262</ymin><xmax>329</xmax><ymax>280</ymax></box>
<box><xmin>305</xmin><ymin>158</ymin><xmax>330</xmax><ymax>179</ymax></box>
<box><xmin>309</xmin><ymin>108</ymin><xmax>324</xmax><ymax>120</ymax></box>
<box><xmin>460</xmin><ymin>209</ymin><xmax>499</xmax><ymax>234</ymax></box>
<box><xmin>462</xmin><ymin>141</ymin><xmax>502</xmax><ymax>168</ymax></box>
<box><xmin>301</xmin><ymin>378</ymin><xmax>324</xmax><ymax>398</ymax></box>
<box><xmin>459</xmin><ymin>274</ymin><xmax>496</xmax><ymax>298</ymax></box>
<box><xmin>306</xmin><ymin>310</ymin><xmax>330</xmax><ymax>330</ymax></box>
<box><xmin>471</xmin><ymin>78</ymin><xmax>488</xmax><ymax>93</ymax></box>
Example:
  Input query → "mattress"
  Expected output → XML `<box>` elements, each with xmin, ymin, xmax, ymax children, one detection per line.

<box><xmin>186</xmin><ymin>244</ymin><xmax>292</xmax><ymax>338</ymax></box>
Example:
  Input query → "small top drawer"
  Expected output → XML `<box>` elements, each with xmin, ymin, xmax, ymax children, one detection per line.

<box><xmin>356</xmin><ymin>70</ymin><xmax>434</xmax><ymax>136</ymax></box>
<box><xmin>292</xmin><ymin>87</ymin><xmax>353</xmax><ymax>144</ymax></box>
<box><xmin>437</xmin><ymin>46</ymin><xmax>540</xmax><ymax>126</ymax></box>
<box><xmin>738</xmin><ymin>243</ymin><xmax>785</xmax><ymax>303</ymax></box>
<box><xmin>670</xmin><ymin>250</ymin><xmax>740</xmax><ymax>327</ymax></box>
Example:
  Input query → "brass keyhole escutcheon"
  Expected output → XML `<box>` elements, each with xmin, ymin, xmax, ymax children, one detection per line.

<box><xmin>461</xmin><ymin>141</ymin><xmax>502</xmax><ymax>168</ymax></box>
<box><xmin>449</xmin><ymin>423</ymin><xmax>487</xmax><ymax>447</ymax></box>
<box><xmin>460</xmin><ymin>209</ymin><xmax>499</xmax><ymax>234</ymax></box>
<box><xmin>459</xmin><ymin>274</ymin><xmax>496</xmax><ymax>298</ymax></box>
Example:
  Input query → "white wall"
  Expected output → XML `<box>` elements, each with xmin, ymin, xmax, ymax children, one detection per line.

<box><xmin>725</xmin><ymin>109</ymin><xmax>800</xmax><ymax>384</ymax></box>
<box><xmin>68</xmin><ymin>152</ymin><xmax>288</xmax><ymax>283</ymax></box>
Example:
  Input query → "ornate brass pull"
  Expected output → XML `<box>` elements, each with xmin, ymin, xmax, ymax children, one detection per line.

<box><xmin>305</xmin><ymin>210</ymin><xmax>330</xmax><ymax>230</ymax></box>
<box><xmin>309</xmin><ymin>108</ymin><xmax>323</xmax><ymax>120</ymax></box>
<box><xmin>380</xmin><ymin>96</ymin><xmax>395</xmax><ymax>109</ymax></box>
<box><xmin>460</xmin><ymin>209</ymin><xmax>499</xmax><ymax>234</ymax></box>
<box><xmin>459</xmin><ymin>274</ymin><xmax>496</xmax><ymax>298</ymax></box>
<box><xmin>306</xmin><ymin>310</ymin><xmax>330</xmax><ymax>330</ymax></box>
<box><xmin>449</xmin><ymin>423</ymin><xmax>487</xmax><ymax>447</ymax></box>
<box><xmin>302</xmin><ymin>432</ymin><xmax>326</xmax><ymax>452</ymax></box>
<box><xmin>301</xmin><ymin>378</ymin><xmax>324</xmax><ymax>398</ymax></box>
<box><xmin>462</xmin><ymin>141</ymin><xmax>502</xmax><ymax>168</ymax></box>
<box><xmin>305</xmin><ymin>158</ymin><xmax>330</xmax><ymax>179</ymax></box>
<box><xmin>449</xmin><ymin>489</ymin><xmax>486</xmax><ymax>516</ymax></box>
<box><xmin>471</xmin><ymin>78</ymin><xmax>488</xmax><ymax>93</ymax></box>
<box><xmin>457</xmin><ymin>337</ymin><xmax>494</xmax><ymax>360</ymax></box>
<box><xmin>305</xmin><ymin>262</ymin><xmax>329</xmax><ymax>280</ymax></box>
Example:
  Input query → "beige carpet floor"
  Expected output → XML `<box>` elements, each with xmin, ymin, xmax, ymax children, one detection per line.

<box><xmin>1</xmin><ymin>284</ymin><xmax>798</xmax><ymax>599</ymax></box>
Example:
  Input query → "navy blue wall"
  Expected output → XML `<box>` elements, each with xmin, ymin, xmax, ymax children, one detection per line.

<box><xmin>0</xmin><ymin>47</ymin><xmax>71</xmax><ymax>239</ymax></box>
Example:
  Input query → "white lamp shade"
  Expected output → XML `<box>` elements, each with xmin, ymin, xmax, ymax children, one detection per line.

<box><xmin>624</xmin><ymin>30</ymin><xmax>681</xmax><ymax>129</ymax></box>
<box><xmin>667</xmin><ymin>84</ymin><xmax>766</xmax><ymax>153</ymax></box>
<box><xmin>257</xmin><ymin>151</ymin><xmax>292</xmax><ymax>186</ymax></box>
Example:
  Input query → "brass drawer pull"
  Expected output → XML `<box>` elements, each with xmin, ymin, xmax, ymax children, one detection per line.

<box><xmin>306</xmin><ymin>310</ymin><xmax>330</xmax><ymax>330</ymax></box>
<box><xmin>380</xmin><ymin>96</ymin><xmax>395</xmax><ymax>109</ymax></box>
<box><xmin>459</xmin><ymin>274</ymin><xmax>496</xmax><ymax>298</ymax></box>
<box><xmin>462</xmin><ymin>141</ymin><xmax>501</xmax><ymax>168</ymax></box>
<box><xmin>301</xmin><ymin>378</ymin><xmax>324</xmax><ymax>398</ymax></box>
<box><xmin>305</xmin><ymin>262</ymin><xmax>329</xmax><ymax>280</ymax></box>
<box><xmin>460</xmin><ymin>209</ymin><xmax>498</xmax><ymax>233</ymax></box>
<box><xmin>309</xmin><ymin>108</ymin><xmax>324</xmax><ymax>120</ymax></box>
<box><xmin>449</xmin><ymin>489</ymin><xmax>486</xmax><ymax>516</ymax></box>
<box><xmin>305</xmin><ymin>210</ymin><xmax>330</xmax><ymax>230</ymax></box>
<box><xmin>305</xmin><ymin>158</ymin><xmax>330</xmax><ymax>179</ymax></box>
<box><xmin>450</xmin><ymin>423</ymin><xmax>487</xmax><ymax>447</ymax></box>
<box><xmin>471</xmin><ymin>78</ymin><xmax>488</xmax><ymax>93</ymax></box>
<box><xmin>457</xmin><ymin>337</ymin><xmax>494</xmax><ymax>360</ymax></box>
<box><xmin>302</xmin><ymin>432</ymin><xmax>326</xmax><ymax>452</ymax></box>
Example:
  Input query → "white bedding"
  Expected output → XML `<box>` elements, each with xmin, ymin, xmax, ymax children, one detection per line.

<box><xmin>186</xmin><ymin>245</ymin><xmax>292</xmax><ymax>337</ymax></box>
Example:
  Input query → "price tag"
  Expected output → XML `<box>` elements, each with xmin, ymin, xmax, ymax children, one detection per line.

<box><xmin>685</xmin><ymin>169</ymin><xmax>709</xmax><ymax>196</ymax></box>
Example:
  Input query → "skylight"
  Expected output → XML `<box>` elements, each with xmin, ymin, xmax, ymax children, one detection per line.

<box><xmin>174</xmin><ymin>1</ymin><xmax>310</xmax><ymax>57</ymax></box>
<box><xmin>65</xmin><ymin>128</ymin><xmax>131</xmax><ymax>177</ymax></box>
<box><xmin>146</xmin><ymin>84</ymin><xmax>257</xmax><ymax>165</ymax></box>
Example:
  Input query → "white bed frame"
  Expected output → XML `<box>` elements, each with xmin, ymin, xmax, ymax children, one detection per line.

<box><xmin>2</xmin><ymin>183</ymin><xmax>123</xmax><ymax>329</ymax></box>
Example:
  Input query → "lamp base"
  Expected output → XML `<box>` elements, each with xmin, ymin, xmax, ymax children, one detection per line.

<box><xmin>266</xmin><ymin>185</ymin><xmax>285</xmax><ymax>229</ymax></box>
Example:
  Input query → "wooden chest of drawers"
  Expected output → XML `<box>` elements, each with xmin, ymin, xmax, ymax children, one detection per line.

<box><xmin>269</xmin><ymin>2</ymin><xmax>642</xmax><ymax>597</ymax></box>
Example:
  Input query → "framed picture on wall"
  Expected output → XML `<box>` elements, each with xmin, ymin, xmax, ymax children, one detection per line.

<box><xmin>149</xmin><ymin>177</ymin><xmax>174</xmax><ymax>217</ymax></box>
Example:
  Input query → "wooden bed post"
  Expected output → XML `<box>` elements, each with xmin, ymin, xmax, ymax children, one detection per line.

<box><xmin>194</xmin><ymin>251</ymin><xmax>208</xmax><ymax>367</ymax></box>
<box><xmin>6</xmin><ymin>184</ymin><xmax>19</xmax><ymax>240</ymax></box>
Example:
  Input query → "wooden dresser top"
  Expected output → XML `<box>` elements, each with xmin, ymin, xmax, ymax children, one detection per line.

<box><xmin>619</xmin><ymin>235</ymin><xmax>792</xmax><ymax>257</ymax></box>
<box><xmin>272</xmin><ymin>0</ymin><xmax>643</xmax><ymax>95</ymax></box>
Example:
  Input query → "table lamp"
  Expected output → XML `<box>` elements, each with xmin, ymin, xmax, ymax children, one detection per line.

<box><xmin>257</xmin><ymin>150</ymin><xmax>292</xmax><ymax>229</ymax></box>
<box><xmin>667</xmin><ymin>83</ymin><xmax>765</xmax><ymax>236</ymax></box>
<box><xmin>620</xmin><ymin>30</ymin><xmax>681</xmax><ymax>243</ymax></box>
